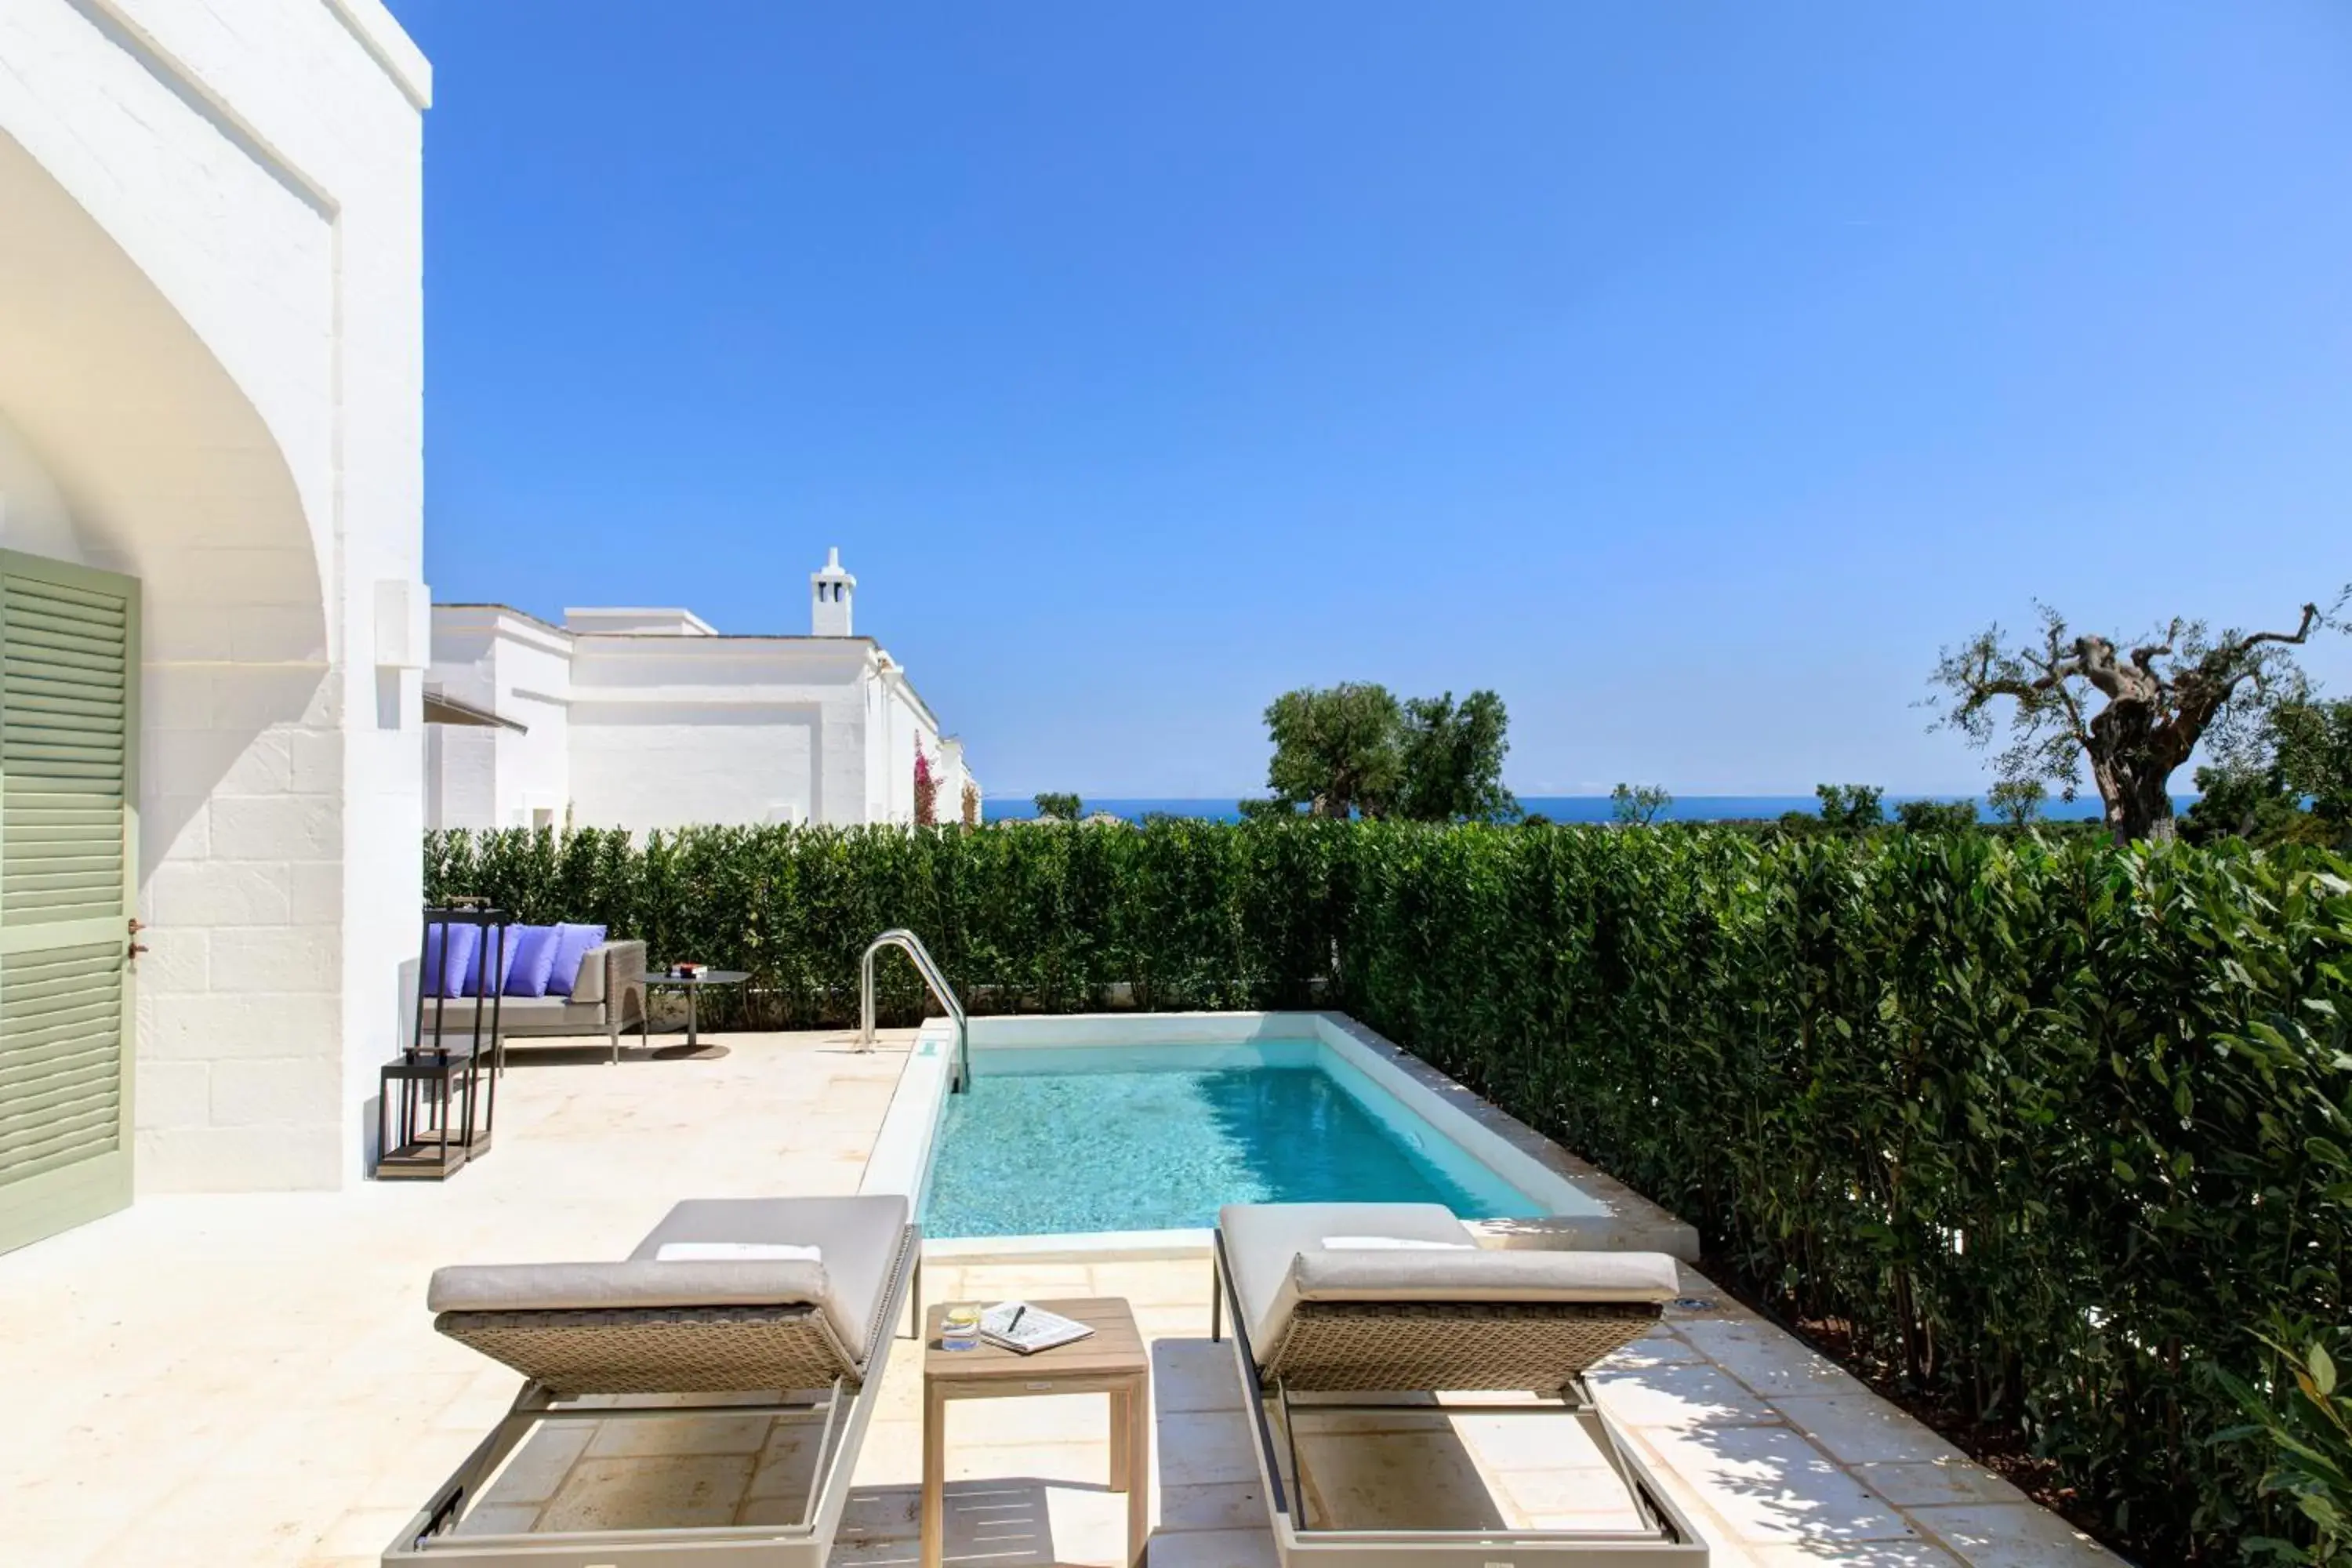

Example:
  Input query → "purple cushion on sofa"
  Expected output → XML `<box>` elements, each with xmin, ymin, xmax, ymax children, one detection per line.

<box><xmin>470</xmin><ymin>927</ymin><xmax>522</xmax><ymax>997</ymax></box>
<box><xmin>421</xmin><ymin>923</ymin><xmax>480</xmax><ymax>1000</ymax></box>
<box><xmin>503</xmin><ymin>924</ymin><xmax>561</xmax><ymax>998</ymax></box>
<box><xmin>544</xmin><ymin>923</ymin><xmax>608</xmax><ymax>996</ymax></box>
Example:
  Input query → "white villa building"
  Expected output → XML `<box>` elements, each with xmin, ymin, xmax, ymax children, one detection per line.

<box><xmin>0</xmin><ymin>0</ymin><xmax>432</xmax><ymax>1243</ymax></box>
<box><xmin>424</xmin><ymin>549</ymin><xmax>978</xmax><ymax>832</ymax></box>
<box><xmin>0</xmin><ymin>2</ymin><xmax>985</xmax><ymax>1261</ymax></box>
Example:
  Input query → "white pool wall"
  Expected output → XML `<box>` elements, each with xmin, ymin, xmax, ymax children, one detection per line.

<box><xmin>858</xmin><ymin>1010</ymin><xmax>1701</xmax><ymax>1262</ymax></box>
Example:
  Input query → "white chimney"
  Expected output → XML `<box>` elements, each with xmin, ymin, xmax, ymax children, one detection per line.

<box><xmin>811</xmin><ymin>546</ymin><xmax>855</xmax><ymax>636</ymax></box>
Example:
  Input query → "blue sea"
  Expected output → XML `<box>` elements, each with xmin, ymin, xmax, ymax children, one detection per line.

<box><xmin>984</xmin><ymin>793</ymin><xmax>2128</xmax><ymax>825</ymax></box>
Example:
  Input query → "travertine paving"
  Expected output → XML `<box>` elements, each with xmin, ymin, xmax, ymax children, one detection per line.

<box><xmin>0</xmin><ymin>1030</ymin><xmax>2121</xmax><ymax>1566</ymax></box>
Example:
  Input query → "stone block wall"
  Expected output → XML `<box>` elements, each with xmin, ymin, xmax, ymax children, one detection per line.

<box><xmin>0</xmin><ymin>0</ymin><xmax>430</xmax><ymax>1193</ymax></box>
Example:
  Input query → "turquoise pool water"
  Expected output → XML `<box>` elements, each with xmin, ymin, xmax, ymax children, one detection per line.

<box><xmin>920</xmin><ymin>1039</ymin><xmax>1544</xmax><ymax>1238</ymax></box>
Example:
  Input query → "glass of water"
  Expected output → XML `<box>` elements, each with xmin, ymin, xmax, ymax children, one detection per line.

<box><xmin>941</xmin><ymin>1305</ymin><xmax>981</xmax><ymax>1351</ymax></box>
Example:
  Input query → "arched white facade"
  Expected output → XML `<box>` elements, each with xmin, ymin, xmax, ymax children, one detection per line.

<box><xmin>0</xmin><ymin>0</ymin><xmax>430</xmax><ymax>1198</ymax></box>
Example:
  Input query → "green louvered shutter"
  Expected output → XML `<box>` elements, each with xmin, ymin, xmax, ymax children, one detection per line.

<box><xmin>0</xmin><ymin>549</ymin><xmax>137</xmax><ymax>1254</ymax></box>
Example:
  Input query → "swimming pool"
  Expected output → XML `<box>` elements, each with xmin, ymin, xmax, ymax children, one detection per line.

<box><xmin>855</xmin><ymin>1011</ymin><xmax>1658</xmax><ymax>1249</ymax></box>
<box><xmin>922</xmin><ymin>1038</ymin><xmax>1544</xmax><ymax>1236</ymax></box>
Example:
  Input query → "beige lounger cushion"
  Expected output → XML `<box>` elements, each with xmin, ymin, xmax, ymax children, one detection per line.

<box><xmin>429</xmin><ymin>1194</ymin><xmax>908</xmax><ymax>1362</ymax></box>
<box><xmin>1220</xmin><ymin>1200</ymin><xmax>1679</xmax><ymax>1355</ymax></box>
<box><xmin>1221</xmin><ymin>1202</ymin><xmax>1474</xmax><ymax>1347</ymax></box>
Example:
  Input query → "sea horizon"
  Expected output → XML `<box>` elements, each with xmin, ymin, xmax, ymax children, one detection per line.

<box><xmin>982</xmin><ymin>793</ymin><xmax>2141</xmax><ymax>825</ymax></box>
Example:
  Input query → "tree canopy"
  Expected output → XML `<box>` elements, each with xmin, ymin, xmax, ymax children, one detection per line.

<box><xmin>1610</xmin><ymin>783</ymin><xmax>1672</xmax><ymax>826</ymax></box>
<box><xmin>1394</xmin><ymin>691</ymin><xmax>1519</xmax><ymax>822</ymax></box>
<box><xmin>1258</xmin><ymin>683</ymin><xmax>1517</xmax><ymax>822</ymax></box>
<box><xmin>2274</xmin><ymin>696</ymin><xmax>2352</xmax><ymax>833</ymax></box>
<box><xmin>1263</xmin><ymin>683</ymin><xmax>1403</xmax><ymax>819</ymax></box>
<box><xmin>1929</xmin><ymin>593</ymin><xmax>2345</xmax><ymax>841</ymax></box>
<box><xmin>1817</xmin><ymin>783</ymin><xmax>1886</xmax><ymax>832</ymax></box>
<box><xmin>1987</xmin><ymin>779</ymin><xmax>2046</xmax><ymax>827</ymax></box>
<box><xmin>1895</xmin><ymin>798</ymin><xmax>1979</xmax><ymax>833</ymax></box>
<box><xmin>2183</xmin><ymin>695</ymin><xmax>2352</xmax><ymax>850</ymax></box>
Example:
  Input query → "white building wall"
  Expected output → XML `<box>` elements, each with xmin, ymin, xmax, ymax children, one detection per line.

<box><xmin>818</xmin><ymin>666</ymin><xmax>868</xmax><ymax>829</ymax></box>
<box><xmin>426</xmin><ymin>602</ymin><xmax>975</xmax><ymax>834</ymax></box>
<box><xmin>936</xmin><ymin>738</ymin><xmax>980</xmax><ymax>825</ymax></box>
<box><xmin>0</xmin><ymin>412</ymin><xmax>85</xmax><ymax>563</ymax></box>
<box><xmin>490</xmin><ymin>630</ymin><xmax>575</xmax><ymax>830</ymax></box>
<box><xmin>564</xmin><ymin>608</ymin><xmax>715</xmax><ymax>637</ymax></box>
<box><xmin>862</xmin><ymin>669</ymin><xmax>895</xmax><ymax>822</ymax></box>
<box><xmin>426</xmin><ymin>722</ymin><xmax>495</xmax><ymax>831</ymax></box>
<box><xmin>567</xmin><ymin>636</ymin><xmax>877</xmax><ymax>833</ymax></box>
<box><xmin>426</xmin><ymin>608</ymin><xmax>573</xmax><ymax>829</ymax></box>
<box><xmin>572</xmin><ymin>710</ymin><xmax>819</xmax><ymax>829</ymax></box>
<box><xmin>0</xmin><ymin>0</ymin><xmax>430</xmax><ymax>1192</ymax></box>
<box><xmin>872</xmin><ymin>667</ymin><xmax>942</xmax><ymax>825</ymax></box>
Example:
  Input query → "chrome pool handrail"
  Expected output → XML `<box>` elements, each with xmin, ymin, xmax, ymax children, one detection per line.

<box><xmin>858</xmin><ymin>929</ymin><xmax>970</xmax><ymax>1092</ymax></box>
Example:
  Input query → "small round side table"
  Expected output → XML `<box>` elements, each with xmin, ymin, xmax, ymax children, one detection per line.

<box><xmin>638</xmin><ymin>969</ymin><xmax>749</xmax><ymax>1050</ymax></box>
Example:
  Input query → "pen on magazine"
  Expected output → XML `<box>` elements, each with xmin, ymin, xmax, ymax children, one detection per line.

<box><xmin>1006</xmin><ymin>1305</ymin><xmax>1027</xmax><ymax>1334</ymax></box>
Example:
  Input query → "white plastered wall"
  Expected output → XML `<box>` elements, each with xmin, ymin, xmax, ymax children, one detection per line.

<box><xmin>425</xmin><ymin>611</ymin><xmax>975</xmax><ymax>833</ymax></box>
<box><xmin>866</xmin><ymin>662</ymin><xmax>942</xmax><ymax>825</ymax></box>
<box><xmin>936</xmin><ymin>738</ymin><xmax>980</xmax><ymax>825</ymax></box>
<box><xmin>0</xmin><ymin>0</ymin><xmax>430</xmax><ymax>1191</ymax></box>
<box><xmin>568</xmin><ymin>636</ymin><xmax>873</xmax><ymax>831</ymax></box>
<box><xmin>426</xmin><ymin>608</ymin><xmax>574</xmax><ymax>830</ymax></box>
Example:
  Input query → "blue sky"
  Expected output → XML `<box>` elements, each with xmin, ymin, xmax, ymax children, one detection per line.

<box><xmin>385</xmin><ymin>2</ymin><xmax>2350</xmax><ymax>797</ymax></box>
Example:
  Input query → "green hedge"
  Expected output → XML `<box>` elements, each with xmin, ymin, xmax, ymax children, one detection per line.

<box><xmin>426</xmin><ymin>820</ymin><xmax>1348</xmax><ymax>1025</ymax></box>
<box><xmin>1338</xmin><ymin>825</ymin><xmax>2352</xmax><ymax>1559</ymax></box>
<box><xmin>425</xmin><ymin>821</ymin><xmax>2352</xmax><ymax>1560</ymax></box>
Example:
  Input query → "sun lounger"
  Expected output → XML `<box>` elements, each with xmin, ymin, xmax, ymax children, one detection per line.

<box><xmin>386</xmin><ymin>1194</ymin><xmax>919</xmax><ymax>1566</ymax></box>
<box><xmin>1213</xmin><ymin>1201</ymin><xmax>1709</xmax><ymax>1565</ymax></box>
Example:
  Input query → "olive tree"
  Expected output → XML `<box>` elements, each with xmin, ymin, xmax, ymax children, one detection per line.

<box><xmin>1929</xmin><ymin>594</ymin><xmax>2343</xmax><ymax>842</ymax></box>
<box><xmin>1394</xmin><ymin>691</ymin><xmax>1519</xmax><ymax>822</ymax></box>
<box><xmin>1817</xmin><ymin>783</ymin><xmax>1886</xmax><ymax>832</ymax></box>
<box><xmin>1264</xmin><ymin>684</ymin><xmax>1403</xmax><ymax>818</ymax></box>
<box><xmin>2185</xmin><ymin>695</ymin><xmax>2352</xmax><ymax>848</ymax></box>
<box><xmin>1987</xmin><ymin>779</ymin><xmax>2046</xmax><ymax>827</ymax></box>
<box><xmin>1261</xmin><ymin>683</ymin><xmax>1517</xmax><ymax>821</ymax></box>
<box><xmin>1610</xmin><ymin>783</ymin><xmax>1672</xmax><ymax>826</ymax></box>
<box><xmin>2274</xmin><ymin>697</ymin><xmax>2352</xmax><ymax>834</ymax></box>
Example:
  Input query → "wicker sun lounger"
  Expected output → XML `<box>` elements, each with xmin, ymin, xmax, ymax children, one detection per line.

<box><xmin>386</xmin><ymin>1194</ymin><xmax>919</xmax><ymax>1567</ymax></box>
<box><xmin>1213</xmin><ymin>1202</ymin><xmax>1709</xmax><ymax>1565</ymax></box>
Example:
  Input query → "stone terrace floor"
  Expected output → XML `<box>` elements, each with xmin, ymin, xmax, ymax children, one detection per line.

<box><xmin>0</xmin><ymin>1031</ymin><xmax>2124</xmax><ymax>1566</ymax></box>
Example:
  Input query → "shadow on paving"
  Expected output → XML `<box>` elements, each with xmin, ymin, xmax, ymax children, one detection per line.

<box><xmin>1152</xmin><ymin>1332</ymin><xmax>1877</xmax><ymax>1551</ymax></box>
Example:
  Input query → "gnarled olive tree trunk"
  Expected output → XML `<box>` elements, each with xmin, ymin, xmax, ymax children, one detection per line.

<box><xmin>1934</xmin><ymin>597</ymin><xmax>2336</xmax><ymax>844</ymax></box>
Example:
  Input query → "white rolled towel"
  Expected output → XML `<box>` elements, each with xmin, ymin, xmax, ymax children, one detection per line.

<box><xmin>655</xmin><ymin>1242</ymin><xmax>822</xmax><ymax>1263</ymax></box>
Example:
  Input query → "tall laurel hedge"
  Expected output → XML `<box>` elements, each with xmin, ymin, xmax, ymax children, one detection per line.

<box><xmin>426</xmin><ymin>820</ymin><xmax>2352</xmax><ymax>1560</ymax></box>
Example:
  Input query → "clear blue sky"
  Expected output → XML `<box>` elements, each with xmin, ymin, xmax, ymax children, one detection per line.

<box><xmin>386</xmin><ymin>2</ymin><xmax>2350</xmax><ymax>798</ymax></box>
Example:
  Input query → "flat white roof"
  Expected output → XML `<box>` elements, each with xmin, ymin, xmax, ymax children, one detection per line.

<box><xmin>561</xmin><ymin>606</ymin><xmax>720</xmax><ymax>636</ymax></box>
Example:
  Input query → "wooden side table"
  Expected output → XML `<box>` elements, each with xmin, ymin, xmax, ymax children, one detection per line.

<box><xmin>922</xmin><ymin>1297</ymin><xmax>1149</xmax><ymax>1568</ymax></box>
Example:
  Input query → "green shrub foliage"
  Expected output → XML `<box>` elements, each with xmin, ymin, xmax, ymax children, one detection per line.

<box><xmin>426</xmin><ymin>820</ymin><xmax>2352</xmax><ymax>1560</ymax></box>
<box><xmin>426</xmin><ymin>821</ymin><xmax>1349</xmax><ymax>1028</ymax></box>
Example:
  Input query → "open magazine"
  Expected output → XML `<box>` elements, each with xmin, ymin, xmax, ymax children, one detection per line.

<box><xmin>979</xmin><ymin>1301</ymin><xmax>1095</xmax><ymax>1355</ymax></box>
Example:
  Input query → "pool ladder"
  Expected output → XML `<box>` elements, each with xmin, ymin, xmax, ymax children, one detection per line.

<box><xmin>858</xmin><ymin>929</ymin><xmax>971</xmax><ymax>1092</ymax></box>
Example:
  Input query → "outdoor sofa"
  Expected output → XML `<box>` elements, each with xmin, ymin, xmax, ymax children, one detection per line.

<box><xmin>386</xmin><ymin>1193</ymin><xmax>919</xmax><ymax>1566</ymax></box>
<box><xmin>420</xmin><ymin>936</ymin><xmax>650</xmax><ymax>1065</ymax></box>
<box><xmin>1213</xmin><ymin>1200</ymin><xmax>1709</xmax><ymax>1565</ymax></box>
